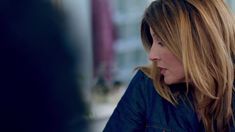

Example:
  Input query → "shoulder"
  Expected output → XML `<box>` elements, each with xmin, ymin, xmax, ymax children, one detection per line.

<box><xmin>133</xmin><ymin>69</ymin><xmax>155</xmax><ymax>86</ymax></box>
<box><xmin>125</xmin><ymin>70</ymin><xmax>153</xmax><ymax>95</ymax></box>
<box><xmin>119</xmin><ymin>70</ymin><xmax>160</xmax><ymax>111</ymax></box>
<box><xmin>118</xmin><ymin>70</ymin><xmax>154</xmax><ymax>104</ymax></box>
<box><xmin>131</xmin><ymin>70</ymin><xmax>150</xmax><ymax>83</ymax></box>
<box><xmin>103</xmin><ymin>70</ymin><xmax>152</xmax><ymax>131</ymax></box>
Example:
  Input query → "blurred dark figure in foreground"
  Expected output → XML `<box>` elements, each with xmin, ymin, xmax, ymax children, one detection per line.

<box><xmin>0</xmin><ymin>0</ymin><xmax>88</xmax><ymax>132</ymax></box>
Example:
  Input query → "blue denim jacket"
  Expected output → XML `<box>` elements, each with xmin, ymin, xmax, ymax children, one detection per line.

<box><xmin>104</xmin><ymin>70</ymin><xmax>235</xmax><ymax>132</ymax></box>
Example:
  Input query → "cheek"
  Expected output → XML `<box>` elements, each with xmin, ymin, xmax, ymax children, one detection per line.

<box><xmin>169</xmin><ymin>59</ymin><xmax>184</xmax><ymax>72</ymax></box>
<box><xmin>164</xmin><ymin>65</ymin><xmax>185</xmax><ymax>84</ymax></box>
<box><xmin>165</xmin><ymin>56</ymin><xmax>185</xmax><ymax>80</ymax></box>
<box><xmin>170</xmin><ymin>62</ymin><xmax>185</xmax><ymax>80</ymax></box>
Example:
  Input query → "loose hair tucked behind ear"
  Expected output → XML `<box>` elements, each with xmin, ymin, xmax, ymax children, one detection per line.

<box><xmin>140</xmin><ymin>0</ymin><xmax>235</xmax><ymax>131</ymax></box>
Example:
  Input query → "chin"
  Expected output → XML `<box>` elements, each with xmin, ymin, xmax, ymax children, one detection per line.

<box><xmin>163</xmin><ymin>79</ymin><xmax>172</xmax><ymax>85</ymax></box>
<box><xmin>164</xmin><ymin>77</ymin><xmax>179</xmax><ymax>85</ymax></box>
<box><xmin>164</xmin><ymin>81</ymin><xmax>174</xmax><ymax>85</ymax></box>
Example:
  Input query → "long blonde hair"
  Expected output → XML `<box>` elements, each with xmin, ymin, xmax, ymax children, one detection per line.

<box><xmin>140</xmin><ymin>0</ymin><xmax>235</xmax><ymax>131</ymax></box>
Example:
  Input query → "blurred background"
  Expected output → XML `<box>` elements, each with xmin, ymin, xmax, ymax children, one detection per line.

<box><xmin>1</xmin><ymin>0</ymin><xmax>235</xmax><ymax>132</ymax></box>
<box><xmin>58</xmin><ymin>0</ymin><xmax>151</xmax><ymax>131</ymax></box>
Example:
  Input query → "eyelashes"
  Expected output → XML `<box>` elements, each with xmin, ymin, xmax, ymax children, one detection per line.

<box><xmin>158</xmin><ymin>42</ymin><xmax>164</xmax><ymax>47</ymax></box>
<box><xmin>152</xmin><ymin>36</ymin><xmax>164</xmax><ymax>47</ymax></box>
<box><xmin>150</xmin><ymin>32</ymin><xmax>164</xmax><ymax>47</ymax></box>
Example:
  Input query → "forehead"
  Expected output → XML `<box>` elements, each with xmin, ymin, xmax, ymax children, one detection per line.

<box><xmin>149</xmin><ymin>27</ymin><xmax>158</xmax><ymax>37</ymax></box>
<box><xmin>149</xmin><ymin>27</ymin><xmax>161</xmax><ymax>41</ymax></box>
<box><xmin>149</xmin><ymin>27</ymin><xmax>154</xmax><ymax>34</ymax></box>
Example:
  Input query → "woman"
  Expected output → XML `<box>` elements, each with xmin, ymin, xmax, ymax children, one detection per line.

<box><xmin>104</xmin><ymin>0</ymin><xmax>235</xmax><ymax>131</ymax></box>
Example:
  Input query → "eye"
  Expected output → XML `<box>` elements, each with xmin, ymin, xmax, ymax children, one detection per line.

<box><xmin>151</xmin><ymin>34</ymin><xmax>163</xmax><ymax>47</ymax></box>
<box><xmin>158</xmin><ymin>41</ymin><xmax>164</xmax><ymax>47</ymax></box>
<box><xmin>153</xmin><ymin>37</ymin><xmax>164</xmax><ymax>47</ymax></box>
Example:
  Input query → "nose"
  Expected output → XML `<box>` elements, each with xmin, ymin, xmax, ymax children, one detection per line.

<box><xmin>148</xmin><ymin>44</ymin><xmax>160</xmax><ymax>61</ymax></box>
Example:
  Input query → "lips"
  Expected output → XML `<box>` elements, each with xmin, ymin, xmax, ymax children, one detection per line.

<box><xmin>158</xmin><ymin>67</ymin><xmax>167</xmax><ymax>75</ymax></box>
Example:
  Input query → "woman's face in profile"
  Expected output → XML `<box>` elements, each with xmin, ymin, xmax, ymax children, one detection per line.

<box><xmin>149</xmin><ymin>27</ymin><xmax>185</xmax><ymax>85</ymax></box>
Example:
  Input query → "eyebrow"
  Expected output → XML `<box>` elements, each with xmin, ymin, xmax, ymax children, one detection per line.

<box><xmin>150</xmin><ymin>32</ymin><xmax>160</xmax><ymax>42</ymax></box>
